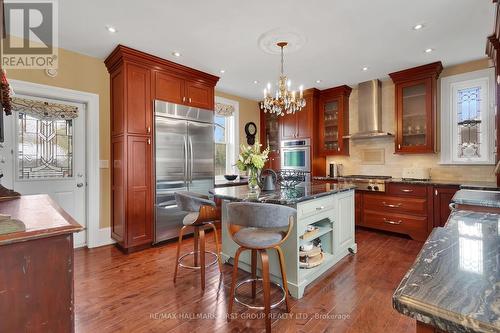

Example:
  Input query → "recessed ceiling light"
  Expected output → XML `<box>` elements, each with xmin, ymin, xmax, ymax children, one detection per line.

<box><xmin>425</xmin><ymin>48</ymin><xmax>434</xmax><ymax>53</ymax></box>
<box><xmin>220</xmin><ymin>69</ymin><xmax>225</xmax><ymax>74</ymax></box>
<box><xmin>253</xmin><ymin>80</ymin><xmax>259</xmax><ymax>84</ymax></box>
<box><xmin>315</xmin><ymin>80</ymin><xmax>322</xmax><ymax>84</ymax></box>
<box><xmin>172</xmin><ymin>51</ymin><xmax>181</xmax><ymax>57</ymax></box>
<box><xmin>105</xmin><ymin>25</ymin><xmax>117</xmax><ymax>33</ymax></box>
<box><xmin>413</xmin><ymin>24</ymin><xmax>424</xmax><ymax>30</ymax></box>
<box><xmin>362</xmin><ymin>67</ymin><xmax>369</xmax><ymax>71</ymax></box>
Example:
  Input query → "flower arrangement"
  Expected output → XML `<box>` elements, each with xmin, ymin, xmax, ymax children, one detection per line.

<box><xmin>236</xmin><ymin>143</ymin><xmax>270</xmax><ymax>190</ymax></box>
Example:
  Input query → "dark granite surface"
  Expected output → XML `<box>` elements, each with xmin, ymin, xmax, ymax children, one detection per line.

<box><xmin>214</xmin><ymin>178</ymin><xmax>248</xmax><ymax>188</ymax></box>
<box><xmin>312</xmin><ymin>176</ymin><xmax>499</xmax><ymax>189</ymax></box>
<box><xmin>393</xmin><ymin>210</ymin><xmax>500</xmax><ymax>333</ymax></box>
<box><xmin>210</xmin><ymin>182</ymin><xmax>356</xmax><ymax>206</ymax></box>
<box><xmin>451</xmin><ymin>190</ymin><xmax>500</xmax><ymax>209</ymax></box>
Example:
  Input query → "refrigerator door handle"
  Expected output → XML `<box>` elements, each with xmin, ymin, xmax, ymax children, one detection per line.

<box><xmin>189</xmin><ymin>136</ymin><xmax>194</xmax><ymax>183</ymax></box>
<box><xmin>183</xmin><ymin>136</ymin><xmax>188</xmax><ymax>183</ymax></box>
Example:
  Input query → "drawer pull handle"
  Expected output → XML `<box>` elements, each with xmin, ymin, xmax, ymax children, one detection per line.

<box><xmin>382</xmin><ymin>202</ymin><xmax>402</xmax><ymax>208</ymax></box>
<box><xmin>383</xmin><ymin>218</ymin><xmax>402</xmax><ymax>225</ymax></box>
<box><xmin>316</xmin><ymin>206</ymin><xmax>325</xmax><ymax>211</ymax></box>
<box><xmin>401</xmin><ymin>189</ymin><xmax>413</xmax><ymax>193</ymax></box>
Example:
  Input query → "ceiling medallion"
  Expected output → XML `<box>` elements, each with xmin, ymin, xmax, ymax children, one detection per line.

<box><xmin>261</xmin><ymin>42</ymin><xmax>305</xmax><ymax>117</ymax></box>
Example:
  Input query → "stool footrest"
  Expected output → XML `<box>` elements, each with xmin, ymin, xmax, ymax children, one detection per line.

<box><xmin>234</xmin><ymin>278</ymin><xmax>286</xmax><ymax>310</ymax></box>
<box><xmin>178</xmin><ymin>251</ymin><xmax>218</xmax><ymax>270</ymax></box>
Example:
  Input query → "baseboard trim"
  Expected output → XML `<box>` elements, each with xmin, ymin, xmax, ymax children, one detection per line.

<box><xmin>88</xmin><ymin>227</ymin><xmax>115</xmax><ymax>248</ymax></box>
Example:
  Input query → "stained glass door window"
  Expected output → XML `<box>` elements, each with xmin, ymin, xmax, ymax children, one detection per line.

<box><xmin>18</xmin><ymin>112</ymin><xmax>73</xmax><ymax>179</ymax></box>
<box><xmin>457</xmin><ymin>87</ymin><xmax>482</xmax><ymax>158</ymax></box>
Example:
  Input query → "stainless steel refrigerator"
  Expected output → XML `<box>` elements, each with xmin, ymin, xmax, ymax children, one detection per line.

<box><xmin>154</xmin><ymin>100</ymin><xmax>214</xmax><ymax>243</ymax></box>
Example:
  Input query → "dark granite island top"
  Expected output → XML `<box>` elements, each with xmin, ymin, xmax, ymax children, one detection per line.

<box><xmin>451</xmin><ymin>190</ymin><xmax>500</xmax><ymax>209</ymax></box>
<box><xmin>210</xmin><ymin>182</ymin><xmax>356</xmax><ymax>206</ymax></box>
<box><xmin>393</xmin><ymin>210</ymin><xmax>500</xmax><ymax>333</ymax></box>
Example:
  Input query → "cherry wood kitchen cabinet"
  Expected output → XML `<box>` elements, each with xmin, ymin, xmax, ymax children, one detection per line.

<box><xmin>260</xmin><ymin>109</ymin><xmax>281</xmax><ymax>170</ymax></box>
<box><xmin>154</xmin><ymin>71</ymin><xmax>214</xmax><ymax>110</ymax></box>
<box><xmin>486</xmin><ymin>0</ymin><xmax>500</xmax><ymax>187</ymax></box>
<box><xmin>105</xmin><ymin>45</ymin><xmax>219</xmax><ymax>252</ymax></box>
<box><xmin>280</xmin><ymin>88</ymin><xmax>318</xmax><ymax>140</ymax></box>
<box><xmin>389</xmin><ymin>62</ymin><xmax>443</xmax><ymax>154</ymax></box>
<box><xmin>318</xmin><ymin>85</ymin><xmax>352</xmax><ymax>156</ymax></box>
<box><xmin>153</xmin><ymin>71</ymin><xmax>185</xmax><ymax>105</ymax></box>
<box><xmin>432</xmin><ymin>185</ymin><xmax>459</xmax><ymax>227</ymax></box>
<box><xmin>355</xmin><ymin>192</ymin><xmax>363</xmax><ymax>226</ymax></box>
<box><xmin>361</xmin><ymin>183</ymin><xmax>433</xmax><ymax>241</ymax></box>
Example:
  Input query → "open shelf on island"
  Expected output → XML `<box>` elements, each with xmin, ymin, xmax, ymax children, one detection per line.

<box><xmin>299</xmin><ymin>219</ymin><xmax>333</xmax><ymax>245</ymax></box>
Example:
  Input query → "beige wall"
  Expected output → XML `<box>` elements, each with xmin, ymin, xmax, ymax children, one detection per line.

<box><xmin>215</xmin><ymin>91</ymin><xmax>260</xmax><ymax>147</ymax></box>
<box><xmin>326</xmin><ymin>58</ymin><xmax>497</xmax><ymax>182</ymax></box>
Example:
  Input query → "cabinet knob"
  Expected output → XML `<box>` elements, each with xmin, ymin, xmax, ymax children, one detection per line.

<box><xmin>337</xmin><ymin>147</ymin><xmax>341</xmax><ymax>152</ymax></box>
<box><xmin>182</xmin><ymin>97</ymin><xmax>186</xmax><ymax>102</ymax></box>
<box><xmin>147</xmin><ymin>138</ymin><xmax>151</xmax><ymax>145</ymax></box>
<box><xmin>398</xmin><ymin>144</ymin><xmax>401</xmax><ymax>149</ymax></box>
<box><xmin>189</xmin><ymin>97</ymin><xmax>192</xmax><ymax>103</ymax></box>
<box><xmin>147</xmin><ymin>127</ymin><xmax>151</xmax><ymax>134</ymax></box>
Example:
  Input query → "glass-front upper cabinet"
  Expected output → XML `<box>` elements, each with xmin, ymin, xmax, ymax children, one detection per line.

<box><xmin>323</xmin><ymin>100</ymin><xmax>340</xmax><ymax>151</ymax></box>
<box><xmin>259</xmin><ymin>109</ymin><xmax>281</xmax><ymax>170</ymax></box>
<box><xmin>263</xmin><ymin>112</ymin><xmax>280</xmax><ymax>152</ymax></box>
<box><xmin>318</xmin><ymin>85</ymin><xmax>352</xmax><ymax>156</ymax></box>
<box><xmin>390</xmin><ymin>62</ymin><xmax>443</xmax><ymax>154</ymax></box>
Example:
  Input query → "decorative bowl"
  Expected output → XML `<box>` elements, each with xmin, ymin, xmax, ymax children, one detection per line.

<box><xmin>224</xmin><ymin>175</ymin><xmax>238</xmax><ymax>181</ymax></box>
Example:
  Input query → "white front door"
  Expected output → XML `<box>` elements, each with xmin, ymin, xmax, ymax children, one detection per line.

<box><xmin>2</xmin><ymin>95</ymin><xmax>87</xmax><ymax>247</ymax></box>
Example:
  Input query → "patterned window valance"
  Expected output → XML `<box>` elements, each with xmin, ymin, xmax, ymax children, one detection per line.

<box><xmin>215</xmin><ymin>102</ymin><xmax>235</xmax><ymax>117</ymax></box>
<box><xmin>11</xmin><ymin>97</ymin><xmax>79</xmax><ymax>120</ymax></box>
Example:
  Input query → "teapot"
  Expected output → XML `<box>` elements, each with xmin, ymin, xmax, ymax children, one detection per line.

<box><xmin>259</xmin><ymin>169</ymin><xmax>278</xmax><ymax>191</ymax></box>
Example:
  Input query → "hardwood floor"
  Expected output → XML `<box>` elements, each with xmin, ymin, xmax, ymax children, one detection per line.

<box><xmin>74</xmin><ymin>228</ymin><xmax>422</xmax><ymax>333</ymax></box>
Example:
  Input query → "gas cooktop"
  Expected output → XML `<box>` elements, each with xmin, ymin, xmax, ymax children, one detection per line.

<box><xmin>338</xmin><ymin>175</ymin><xmax>392</xmax><ymax>192</ymax></box>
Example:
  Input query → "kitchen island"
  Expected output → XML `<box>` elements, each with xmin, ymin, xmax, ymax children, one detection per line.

<box><xmin>210</xmin><ymin>182</ymin><xmax>356</xmax><ymax>299</ymax></box>
<box><xmin>393</xmin><ymin>190</ymin><xmax>500</xmax><ymax>333</ymax></box>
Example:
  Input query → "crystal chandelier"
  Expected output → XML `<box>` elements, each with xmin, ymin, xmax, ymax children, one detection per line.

<box><xmin>261</xmin><ymin>42</ymin><xmax>305</xmax><ymax>116</ymax></box>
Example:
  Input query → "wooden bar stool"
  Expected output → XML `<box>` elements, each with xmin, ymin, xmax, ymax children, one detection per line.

<box><xmin>173</xmin><ymin>191</ymin><xmax>223</xmax><ymax>290</ymax></box>
<box><xmin>226</xmin><ymin>202</ymin><xmax>295</xmax><ymax>333</ymax></box>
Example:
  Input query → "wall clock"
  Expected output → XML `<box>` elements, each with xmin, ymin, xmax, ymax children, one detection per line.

<box><xmin>244</xmin><ymin>122</ymin><xmax>257</xmax><ymax>145</ymax></box>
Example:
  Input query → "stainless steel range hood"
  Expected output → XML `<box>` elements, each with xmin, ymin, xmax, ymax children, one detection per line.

<box><xmin>346</xmin><ymin>79</ymin><xmax>393</xmax><ymax>139</ymax></box>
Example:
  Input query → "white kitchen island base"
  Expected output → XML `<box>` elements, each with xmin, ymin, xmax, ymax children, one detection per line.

<box><xmin>217</xmin><ymin>186</ymin><xmax>356</xmax><ymax>299</ymax></box>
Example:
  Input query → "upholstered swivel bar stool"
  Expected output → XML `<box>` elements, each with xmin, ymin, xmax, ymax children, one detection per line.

<box><xmin>173</xmin><ymin>191</ymin><xmax>223</xmax><ymax>290</ymax></box>
<box><xmin>226</xmin><ymin>202</ymin><xmax>296</xmax><ymax>333</ymax></box>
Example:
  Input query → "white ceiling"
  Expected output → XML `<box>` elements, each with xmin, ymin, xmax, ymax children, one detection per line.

<box><xmin>58</xmin><ymin>0</ymin><xmax>495</xmax><ymax>100</ymax></box>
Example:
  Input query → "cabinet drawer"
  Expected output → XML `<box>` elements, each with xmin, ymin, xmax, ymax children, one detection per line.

<box><xmin>363</xmin><ymin>210</ymin><xmax>427</xmax><ymax>241</ymax></box>
<box><xmin>364</xmin><ymin>194</ymin><xmax>427</xmax><ymax>216</ymax></box>
<box><xmin>387</xmin><ymin>183</ymin><xmax>427</xmax><ymax>197</ymax></box>
<box><xmin>297</xmin><ymin>196</ymin><xmax>335</xmax><ymax>219</ymax></box>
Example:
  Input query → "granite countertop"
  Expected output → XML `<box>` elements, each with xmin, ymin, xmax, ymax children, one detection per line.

<box><xmin>393</xmin><ymin>210</ymin><xmax>500</xmax><ymax>333</ymax></box>
<box><xmin>451</xmin><ymin>189</ymin><xmax>500</xmax><ymax>209</ymax></box>
<box><xmin>312</xmin><ymin>176</ymin><xmax>499</xmax><ymax>190</ymax></box>
<box><xmin>210</xmin><ymin>181</ymin><xmax>356</xmax><ymax>206</ymax></box>
<box><xmin>0</xmin><ymin>195</ymin><xmax>83</xmax><ymax>246</ymax></box>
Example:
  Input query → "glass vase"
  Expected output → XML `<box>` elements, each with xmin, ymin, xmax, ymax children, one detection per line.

<box><xmin>248</xmin><ymin>168</ymin><xmax>260</xmax><ymax>192</ymax></box>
